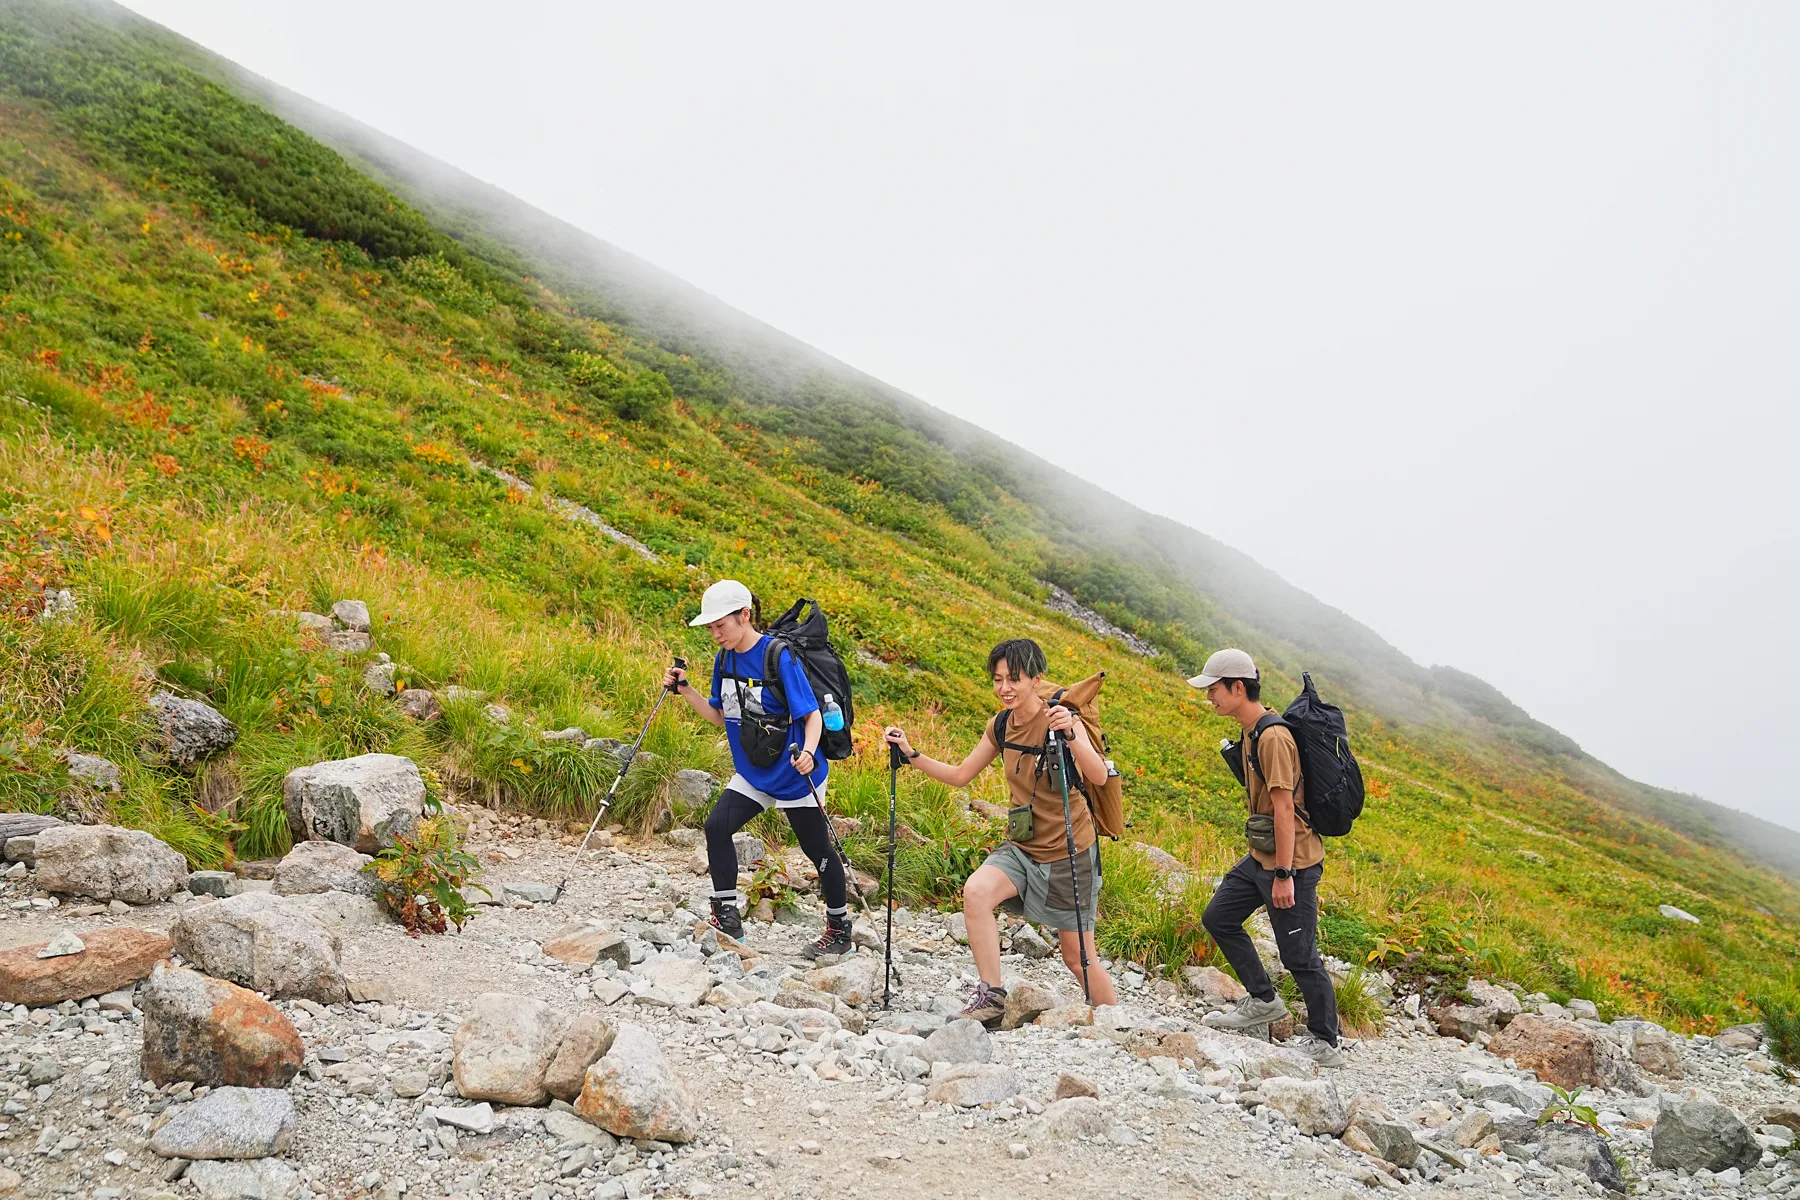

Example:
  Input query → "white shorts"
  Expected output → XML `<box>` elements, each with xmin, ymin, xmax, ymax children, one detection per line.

<box><xmin>725</xmin><ymin>774</ymin><xmax>827</xmax><ymax>812</ymax></box>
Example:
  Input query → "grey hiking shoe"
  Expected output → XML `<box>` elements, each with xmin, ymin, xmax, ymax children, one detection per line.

<box><xmin>958</xmin><ymin>981</ymin><xmax>1008</xmax><ymax>1027</ymax></box>
<box><xmin>1202</xmin><ymin>994</ymin><xmax>1290</xmax><ymax>1030</ymax></box>
<box><xmin>1289</xmin><ymin>1034</ymin><xmax>1348</xmax><ymax>1068</ymax></box>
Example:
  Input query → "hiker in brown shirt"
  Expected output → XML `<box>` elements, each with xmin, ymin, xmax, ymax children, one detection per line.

<box><xmin>1191</xmin><ymin>648</ymin><xmax>1345</xmax><ymax>1068</ymax></box>
<box><xmin>883</xmin><ymin>638</ymin><xmax>1120</xmax><ymax>1025</ymax></box>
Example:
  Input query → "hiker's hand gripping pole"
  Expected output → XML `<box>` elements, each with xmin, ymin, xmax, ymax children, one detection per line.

<box><xmin>569</xmin><ymin>656</ymin><xmax>684</xmax><ymax>869</ymax></box>
<box><xmin>883</xmin><ymin>739</ymin><xmax>906</xmax><ymax>1008</ymax></box>
<box><xmin>1047</xmin><ymin>727</ymin><xmax>1093</xmax><ymax>1006</ymax></box>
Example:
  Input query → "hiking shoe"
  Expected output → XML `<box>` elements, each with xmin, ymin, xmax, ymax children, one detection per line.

<box><xmin>709</xmin><ymin>899</ymin><xmax>744</xmax><ymax>941</ymax></box>
<box><xmin>958</xmin><ymin>981</ymin><xmax>1009</xmax><ymax>1027</ymax></box>
<box><xmin>1289</xmin><ymin>1034</ymin><xmax>1348</xmax><ymax>1069</ymax></box>
<box><xmin>803</xmin><ymin>914</ymin><xmax>853</xmax><ymax>960</ymax></box>
<box><xmin>1202</xmin><ymin>994</ymin><xmax>1290</xmax><ymax>1031</ymax></box>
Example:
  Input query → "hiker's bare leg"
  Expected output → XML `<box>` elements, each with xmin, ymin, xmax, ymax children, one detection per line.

<box><xmin>962</xmin><ymin>865</ymin><xmax>1017</xmax><ymax>987</ymax></box>
<box><xmin>1057</xmin><ymin>928</ymin><xmax>1118</xmax><ymax>1006</ymax></box>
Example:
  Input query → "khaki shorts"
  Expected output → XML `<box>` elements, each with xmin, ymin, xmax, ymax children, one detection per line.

<box><xmin>984</xmin><ymin>840</ymin><xmax>1100</xmax><ymax>933</ymax></box>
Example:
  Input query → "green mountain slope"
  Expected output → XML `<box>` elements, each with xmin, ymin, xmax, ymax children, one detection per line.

<box><xmin>1</xmin><ymin>0</ymin><xmax>1796</xmax><ymax>1030</ymax></box>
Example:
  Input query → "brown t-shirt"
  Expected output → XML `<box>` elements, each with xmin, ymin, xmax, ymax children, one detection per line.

<box><xmin>1246</xmin><ymin>713</ymin><xmax>1324</xmax><ymax>871</ymax></box>
<box><xmin>990</xmin><ymin>704</ymin><xmax>1096</xmax><ymax>864</ymax></box>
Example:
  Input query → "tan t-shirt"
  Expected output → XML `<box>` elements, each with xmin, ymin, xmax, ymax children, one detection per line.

<box><xmin>1245</xmin><ymin>713</ymin><xmax>1324</xmax><ymax>871</ymax></box>
<box><xmin>991</xmin><ymin>704</ymin><xmax>1096</xmax><ymax>864</ymax></box>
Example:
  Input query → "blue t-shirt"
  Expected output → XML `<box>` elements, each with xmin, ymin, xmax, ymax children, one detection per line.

<box><xmin>709</xmin><ymin>635</ymin><xmax>828</xmax><ymax>801</ymax></box>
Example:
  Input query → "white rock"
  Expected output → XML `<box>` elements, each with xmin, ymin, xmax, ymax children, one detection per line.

<box><xmin>452</xmin><ymin>993</ymin><xmax>566</xmax><ymax>1106</ymax></box>
<box><xmin>282</xmin><ymin>753</ymin><xmax>425</xmax><ymax>854</ymax></box>
<box><xmin>33</xmin><ymin>824</ymin><xmax>189</xmax><ymax>903</ymax></box>
<box><xmin>36</xmin><ymin>930</ymin><xmax>85</xmax><ymax>959</ymax></box>
<box><xmin>184</xmin><ymin>1157</ymin><xmax>300</xmax><ymax>1200</ymax></box>
<box><xmin>271</xmin><ymin>840</ymin><xmax>376</xmax><ymax>896</ymax></box>
<box><xmin>170</xmin><ymin>892</ymin><xmax>347</xmax><ymax>1003</ymax></box>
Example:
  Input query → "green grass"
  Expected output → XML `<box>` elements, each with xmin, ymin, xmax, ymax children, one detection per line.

<box><xmin>0</xmin><ymin>0</ymin><xmax>1797</xmax><ymax>1034</ymax></box>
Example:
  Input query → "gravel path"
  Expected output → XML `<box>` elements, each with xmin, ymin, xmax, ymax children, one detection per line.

<box><xmin>1</xmin><ymin>811</ymin><xmax>1794</xmax><ymax>1200</ymax></box>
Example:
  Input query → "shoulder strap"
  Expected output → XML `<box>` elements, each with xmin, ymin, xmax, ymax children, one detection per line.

<box><xmin>1246</xmin><ymin>712</ymin><xmax>1291</xmax><ymax>779</ymax></box>
<box><xmin>991</xmin><ymin>709</ymin><xmax>1044</xmax><ymax>757</ymax></box>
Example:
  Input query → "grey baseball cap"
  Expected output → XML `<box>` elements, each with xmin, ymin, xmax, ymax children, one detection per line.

<box><xmin>1187</xmin><ymin>648</ymin><xmax>1257</xmax><ymax>688</ymax></box>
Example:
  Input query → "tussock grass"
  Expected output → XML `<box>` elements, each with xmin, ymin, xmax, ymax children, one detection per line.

<box><xmin>1333</xmin><ymin>967</ymin><xmax>1384</xmax><ymax>1038</ymax></box>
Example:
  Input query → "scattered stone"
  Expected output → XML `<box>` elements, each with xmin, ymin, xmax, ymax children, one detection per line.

<box><xmin>996</xmin><ymin>980</ymin><xmax>1059</xmax><ymax>1031</ymax></box>
<box><xmin>139</xmin><ymin>965</ymin><xmax>304</xmax><ymax>1088</ymax></box>
<box><xmin>188</xmin><ymin>871</ymin><xmax>243</xmax><ymax>899</ymax></box>
<box><xmin>1650</xmin><ymin>1097</ymin><xmax>1761</xmax><ymax>1173</ymax></box>
<box><xmin>397</xmin><ymin>688</ymin><xmax>443</xmax><ymax>720</ymax></box>
<box><xmin>150</xmin><ymin>1086</ymin><xmax>296</xmax><ymax>1160</ymax></box>
<box><xmin>1258</xmin><ymin>1076</ymin><xmax>1348</xmax><ymax>1136</ymax></box>
<box><xmin>430</xmin><ymin>1102</ymin><xmax>495</xmax><ymax>1134</ymax></box>
<box><xmin>575</xmin><ymin>1022</ymin><xmax>700</xmax><ymax>1143</ymax></box>
<box><xmin>1054</xmin><ymin>1072</ymin><xmax>1100</xmax><ymax>1100</ymax></box>
<box><xmin>1345</xmin><ymin>1114</ymin><xmax>1419</xmax><ymax>1167</ymax></box>
<box><xmin>184</xmin><ymin>1158</ymin><xmax>300</xmax><ymax>1200</ymax></box>
<box><xmin>1658</xmin><ymin>903</ymin><xmax>1701</xmax><ymax>924</ymax></box>
<box><xmin>144</xmin><ymin>692</ymin><xmax>240</xmax><ymax>770</ymax></box>
<box><xmin>270</xmin><ymin>839</ymin><xmax>376</xmax><ymax>896</ymax></box>
<box><xmin>542</xmin><ymin>727</ymin><xmax>588</xmax><ymax>743</ymax></box>
<box><xmin>170</xmin><ymin>892</ymin><xmax>348</xmax><ymax>1003</ymax></box>
<box><xmin>33</xmin><ymin>823</ymin><xmax>189</xmax><ymax>902</ymax></box>
<box><xmin>501</xmin><ymin>881</ymin><xmax>560</xmax><ymax>904</ymax></box>
<box><xmin>1764</xmin><ymin>1102</ymin><xmax>1800</xmax><ymax>1136</ymax></box>
<box><xmin>451</xmin><ymin>992</ymin><xmax>567</xmax><ymax>1105</ymax></box>
<box><xmin>330</xmin><ymin>599</ymin><xmax>372</xmax><ymax>632</ymax></box>
<box><xmin>0</xmin><ymin>925</ymin><xmax>171</xmax><ymax>1005</ymax></box>
<box><xmin>282</xmin><ymin>753</ymin><xmax>425</xmax><ymax>853</ymax></box>
<box><xmin>926</xmin><ymin>1063</ymin><xmax>1020</xmax><ymax>1107</ymax></box>
<box><xmin>62</xmin><ymin>750</ymin><xmax>122</xmax><ymax>792</ymax></box>
<box><xmin>277</xmin><ymin>610</ymin><xmax>333</xmax><ymax>635</ymax></box>
<box><xmin>642</xmin><ymin>958</ymin><xmax>713</xmax><ymax>1007</ymax></box>
<box><xmin>326</xmin><ymin>630</ymin><xmax>372</xmax><ymax>652</ymax></box>
<box><xmin>543</xmin><ymin>922</ymin><xmax>630</xmax><ymax>968</ymax></box>
<box><xmin>1535</xmin><ymin>1122</ymin><xmax>1624</xmax><ymax>1191</ymax></box>
<box><xmin>1457</xmin><ymin>1070</ymin><xmax>1551</xmax><ymax>1112</ymax></box>
<box><xmin>805</xmin><ymin>958</ymin><xmax>878</xmax><ymax>1008</ymax></box>
<box><xmin>1034</xmin><ymin>1004</ymin><xmax>1094</xmax><ymax>1028</ymax></box>
<box><xmin>1183</xmin><ymin>965</ymin><xmax>1249</xmax><ymax>1006</ymax></box>
<box><xmin>361</xmin><ymin>660</ymin><xmax>396</xmax><ymax>695</ymax></box>
<box><xmin>544</xmin><ymin>1108</ymin><xmax>617</xmax><ymax>1151</ymax></box>
<box><xmin>1466</xmin><ymin>978</ymin><xmax>1523</xmax><ymax>1023</ymax></box>
<box><xmin>732</xmin><ymin>832</ymin><xmax>766</xmax><ymax>870</ymax></box>
<box><xmin>1042</xmin><ymin>1096</ymin><xmax>1111</xmax><ymax>1138</ymax></box>
<box><xmin>36</xmin><ymin>929</ymin><xmax>84</xmax><ymax>958</ymax></box>
<box><xmin>1010</xmin><ymin>924</ymin><xmax>1052</xmax><ymax>959</ymax></box>
<box><xmin>672</xmin><ymin>769</ymin><xmax>716</xmax><ymax>808</ymax></box>
<box><xmin>921</xmin><ymin>1018</ymin><xmax>994</xmax><ymax>1064</ymax></box>
<box><xmin>1612</xmin><ymin>1019</ymin><xmax>1684</xmax><ymax>1078</ymax></box>
<box><xmin>1431</xmin><ymin>1003</ymin><xmax>1501</xmax><ymax>1042</ymax></box>
<box><xmin>545</xmin><ymin>1014</ymin><xmax>616</xmax><ymax>1102</ymax></box>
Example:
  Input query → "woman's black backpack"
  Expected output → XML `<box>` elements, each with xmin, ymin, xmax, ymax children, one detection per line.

<box><xmin>1224</xmin><ymin>671</ymin><xmax>1365</xmax><ymax>837</ymax></box>
<box><xmin>759</xmin><ymin>599</ymin><xmax>856</xmax><ymax>760</ymax></box>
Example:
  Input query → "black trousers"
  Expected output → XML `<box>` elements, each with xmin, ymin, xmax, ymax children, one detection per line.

<box><xmin>1201</xmin><ymin>854</ymin><xmax>1340</xmax><ymax>1044</ymax></box>
<box><xmin>704</xmin><ymin>789</ymin><xmax>847</xmax><ymax>912</ymax></box>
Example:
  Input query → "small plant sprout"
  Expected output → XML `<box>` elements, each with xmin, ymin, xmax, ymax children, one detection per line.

<box><xmin>1537</xmin><ymin>1085</ymin><xmax>1607</xmax><ymax>1137</ymax></box>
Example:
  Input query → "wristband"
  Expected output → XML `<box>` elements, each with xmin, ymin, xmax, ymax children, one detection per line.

<box><xmin>906</xmin><ymin>748</ymin><xmax>921</xmax><ymax>761</ymax></box>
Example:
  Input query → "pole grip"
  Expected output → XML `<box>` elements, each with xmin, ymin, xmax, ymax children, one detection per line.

<box><xmin>668</xmin><ymin>655</ymin><xmax>687</xmax><ymax>692</ymax></box>
<box><xmin>889</xmin><ymin>742</ymin><xmax>907</xmax><ymax>770</ymax></box>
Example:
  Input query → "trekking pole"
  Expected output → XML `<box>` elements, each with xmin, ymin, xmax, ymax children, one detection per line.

<box><xmin>883</xmin><ymin>739</ymin><xmax>906</xmax><ymax>1008</ymax></box>
<box><xmin>1047</xmin><ymin>727</ymin><xmax>1092</xmax><ymax>1006</ymax></box>
<box><xmin>554</xmin><ymin>656</ymin><xmax>684</xmax><ymax>900</ymax></box>
<box><xmin>795</xmin><ymin>756</ymin><xmax>872</xmax><ymax>916</ymax></box>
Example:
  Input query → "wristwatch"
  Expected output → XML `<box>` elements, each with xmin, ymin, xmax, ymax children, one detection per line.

<box><xmin>1273</xmin><ymin>867</ymin><xmax>1294</xmax><ymax>880</ymax></box>
<box><xmin>906</xmin><ymin>748</ymin><xmax>921</xmax><ymax>760</ymax></box>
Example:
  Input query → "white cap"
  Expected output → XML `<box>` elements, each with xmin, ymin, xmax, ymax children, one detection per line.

<box><xmin>689</xmin><ymin>579</ymin><xmax>754</xmax><ymax>627</ymax></box>
<box><xmin>1187</xmin><ymin>648</ymin><xmax>1257</xmax><ymax>688</ymax></box>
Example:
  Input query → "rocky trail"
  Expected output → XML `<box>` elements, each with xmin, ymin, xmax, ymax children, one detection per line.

<box><xmin>0</xmin><ymin>808</ymin><xmax>1796</xmax><ymax>1200</ymax></box>
<box><xmin>0</xmin><ymin>599</ymin><xmax>1795</xmax><ymax>1200</ymax></box>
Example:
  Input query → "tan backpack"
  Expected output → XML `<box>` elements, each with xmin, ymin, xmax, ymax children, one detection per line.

<box><xmin>989</xmin><ymin>671</ymin><xmax>1126</xmax><ymax>838</ymax></box>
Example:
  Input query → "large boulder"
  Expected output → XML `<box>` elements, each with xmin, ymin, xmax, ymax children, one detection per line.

<box><xmin>452</xmin><ymin>992</ymin><xmax>567</xmax><ymax>1106</ymax></box>
<box><xmin>1000</xmin><ymin>981</ymin><xmax>1061</xmax><ymax>1031</ymax></box>
<box><xmin>1432</xmin><ymin>1003</ymin><xmax>1501</xmax><ymax>1042</ymax></box>
<box><xmin>282</xmin><ymin>753</ymin><xmax>425</xmax><ymax>853</ymax></box>
<box><xmin>270</xmin><ymin>840</ymin><xmax>376</xmax><ymax>896</ymax></box>
<box><xmin>34</xmin><ymin>824</ymin><xmax>189</xmax><ymax>903</ymax></box>
<box><xmin>542</xmin><ymin>922</ymin><xmax>630</xmax><ymax>969</ymax></box>
<box><xmin>1466</xmin><ymin>979</ymin><xmax>1523</xmax><ymax>1025</ymax></box>
<box><xmin>139</xmin><ymin>965</ymin><xmax>304</xmax><ymax>1088</ymax></box>
<box><xmin>0</xmin><ymin>927</ymin><xmax>171</xmax><ymax>1005</ymax></box>
<box><xmin>144</xmin><ymin>692</ymin><xmax>239</xmax><ymax>770</ymax></box>
<box><xmin>149</xmin><ymin>1086</ymin><xmax>295</xmax><ymax>1160</ymax></box>
<box><xmin>544</xmin><ymin>1014</ymin><xmax>616</xmax><ymax>1103</ymax></box>
<box><xmin>671</xmin><ymin>769</ymin><xmax>716</xmax><ymax>808</ymax></box>
<box><xmin>331</xmin><ymin>599</ymin><xmax>371</xmax><ymax>633</ymax></box>
<box><xmin>1650</xmin><ymin>1098</ymin><xmax>1761</xmax><ymax>1173</ymax></box>
<box><xmin>1259</xmin><ymin>1076</ymin><xmax>1348</xmax><ymax>1136</ymax></box>
<box><xmin>1344</xmin><ymin>1112</ymin><xmax>1419</xmax><ymax>1167</ymax></box>
<box><xmin>575</xmin><ymin>1022</ymin><xmax>700</xmax><ymax>1143</ymax></box>
<box><xmin>1489</xmin><ymin>1014</ymin><xmax>1644</xmax><ymax>1092</ymax></box>
<box><xmin>170</xmin><ymin>892</ymin><xmax>347</xmax><ymax>1003</ymax></box>
<box><xmin>1183</xmin><ymin>965</ymin><xmax>1248</xmax><ymax>1007</ymax></box>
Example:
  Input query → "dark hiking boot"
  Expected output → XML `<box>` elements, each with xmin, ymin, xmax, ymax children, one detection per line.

<box><xmin>958</xmin><ymin>981</ymin><xmax>1009</xmax><ymax>1028</ymax></box>
<box><xmin>804</xmin><ymin>913</ymin><xmax>853</xmax><ymax>960</ymax></box>
<box><xmin>709</xmin><ymin>899</ymin><xmax>744</xmax><ymax>940</ymax></box>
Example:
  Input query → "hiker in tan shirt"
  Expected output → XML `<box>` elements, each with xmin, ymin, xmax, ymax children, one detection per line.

<box><xmin>1190</xmin><ymin>648</ymin><xmax>1344</xmax><ymax>1068</ymax></box>
<box><xmin>883</xmin><ymin>638</ymin><xmax>1120</xmax><ymax>1025</ymax></box>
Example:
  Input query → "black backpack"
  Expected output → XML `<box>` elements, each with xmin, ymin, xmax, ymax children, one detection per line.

<box><xmin>758</xmin><ymin>599</ymin><xmax>856</xmax><ymax>761</ymax></box>
<box><xmin>1226</xmin><ymin>672</ymin><xmax>1365</xmax><ymax>837</ymax></box>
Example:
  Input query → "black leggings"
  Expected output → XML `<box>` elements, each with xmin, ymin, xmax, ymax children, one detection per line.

<box><xmin>704</xmin><ymin>789</ymin><xmax>847</xmax><ymax>913</ymax></box>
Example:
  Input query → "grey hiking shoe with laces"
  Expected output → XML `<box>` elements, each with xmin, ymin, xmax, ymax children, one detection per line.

<box><xmin>1289</xmin><ymin>1034</ymin><xmax>1348</xmax><ymax>1068</ymax></box>
<box><xmin>958</xmin><ymin>981</ymin><xmax>1008</xmax><ymax>1027</ymax></box>
<box><xmin>1202</xmin><ymin>994</ymin><xmax>1290</xmax><ymax>1030</ymax></box>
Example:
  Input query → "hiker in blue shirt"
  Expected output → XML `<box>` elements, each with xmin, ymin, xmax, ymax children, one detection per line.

<box><xmin>665</xmin><ymin>578</ymin><xmax>853</xmax><ymax>958</ymax></box>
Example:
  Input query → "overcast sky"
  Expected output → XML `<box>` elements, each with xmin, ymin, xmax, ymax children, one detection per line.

<box><xmin>124</xmin><ymin>2</ymin><xmax>1798</xmax><ymax>831</ymax></box>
